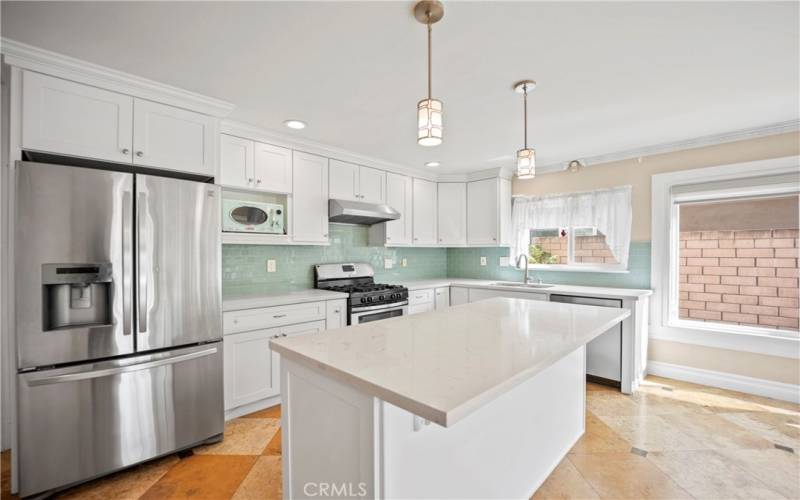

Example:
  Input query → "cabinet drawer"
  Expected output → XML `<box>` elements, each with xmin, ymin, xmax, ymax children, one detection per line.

<box><xmin>224</xmin><ymin>301</ymin><xmax>326</xmax><ymax>334</ymax></box>
<box><xmin>408</xmin><ymin>288</ymin><xmax>434</xmax><ymax>305</ymax></box>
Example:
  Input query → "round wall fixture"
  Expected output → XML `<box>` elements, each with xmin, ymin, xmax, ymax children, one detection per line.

<box><xmin>425</xmin><ymin>161</ymin><xmax>441</xmax><ymax>167</ymax></box>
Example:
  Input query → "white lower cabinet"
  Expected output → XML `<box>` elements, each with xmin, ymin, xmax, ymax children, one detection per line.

<box><xmin>326</xmin><ymin>299</ymin><xmax>347</xmax><ymax>329</ymax></box>
<box><xmin>434</xmin><ymin>287</ymin><xmax>450</xmax><ymax>309</ymax></box>
<box><xmin>408</xmin><ymin>288</ymin><xmax>435</xmax><ymax>315</ymax></box>
<box><xmin>224</xmin><ymin>327</ymin><xmax>280</xmax><ymax>410</ymax></box>
<box><xmin>223</xmin><ymin>299</ymin><xmax>340</xmax><ymax>413</ymax></box>
<box><xmin>451</xmin><ymin>287</ymin><xmax>469</xmax><ymax>306</ymax></box>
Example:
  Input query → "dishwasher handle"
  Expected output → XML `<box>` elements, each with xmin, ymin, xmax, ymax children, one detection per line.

<box><xmin>549</xmin><ymin>294</ymin><xmax>622</xmax><ymax>308</ymax></box>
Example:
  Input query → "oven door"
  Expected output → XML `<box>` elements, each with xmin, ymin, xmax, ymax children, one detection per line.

<box><xmin>350</xmin><ymin>302</ymin><xmax>408</xmax><ymax>325</ymax></box>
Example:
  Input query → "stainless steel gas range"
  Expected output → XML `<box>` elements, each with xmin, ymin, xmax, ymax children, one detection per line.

<box><xmin>314</xmin><ymin>263</ymin><xmax>409</xmax><ymax>324</ymax></box>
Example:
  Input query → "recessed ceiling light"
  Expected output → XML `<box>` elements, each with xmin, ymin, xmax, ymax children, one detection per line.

<box><xmin>425</xmin><ymin>161</ymin><xmax>440</xmax><ymax>167</ymax></box>
<box><xmin>284</xmin><ymin>120</ymin><xmax>307</xmax><ymax>130</ymax></box>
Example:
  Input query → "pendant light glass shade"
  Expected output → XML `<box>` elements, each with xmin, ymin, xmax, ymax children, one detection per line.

<box><xmin>418</xmin><ymin>98</ymin><xmax>443</xmax><ymax>146</ymax></box>
<box><xmin>514</xmin><ymin>80</ymin><xmax>537</xmax><ymax>179</ymax></box>
<box><xmin>516</xmin><ymin>148</ymin><xmax>536</xmax><ymax>179</ymax></box>
<box><xmin>414</xmin><ymin>1</ymin><xmax>444</xmax><ymax>147</ymax></box>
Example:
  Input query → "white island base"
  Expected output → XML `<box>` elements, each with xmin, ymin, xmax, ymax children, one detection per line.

<box><xmin>281</xmin><ymin>346</ymin><xmax>586</xmax><ymax>499</ymax></box>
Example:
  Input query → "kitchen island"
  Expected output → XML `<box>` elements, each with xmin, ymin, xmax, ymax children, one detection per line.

<box><xmin>270</xmin><ymin>297</ymin><xmax>630</xmax><ymax>499</ymax></box>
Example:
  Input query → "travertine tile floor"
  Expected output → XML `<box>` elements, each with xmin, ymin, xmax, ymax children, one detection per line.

<box><xmin>1</xmin><ymin>376</ymin><xmax>797</xmax><ymax>499</ymax></box>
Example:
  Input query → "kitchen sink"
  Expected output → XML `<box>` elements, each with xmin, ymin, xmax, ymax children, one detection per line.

<box><xmin>490</xmin><ymin>281</ymin><xmax>555</xmax><ymax>289</ymax></box>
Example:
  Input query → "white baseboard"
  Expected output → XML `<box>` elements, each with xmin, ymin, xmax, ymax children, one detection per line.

<box><xmin>647</xmin><ymin>361</ymin><xmax>800</xmax><ymax>404</ymax></box>
<box><xmin>224</xmin><ymin>395</ymin><xmax>282</xmax><ymax>421</ymax></box>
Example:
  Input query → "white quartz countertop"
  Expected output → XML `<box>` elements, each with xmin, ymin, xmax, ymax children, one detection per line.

<box><xmin>222</xmin><ymin>289</ymin><xmax>348</xmax><ymax>312</ymax></box>
<box><xmin>270</xmin><ymin>298</ymin><xmax>630</xmax><ymax>427</ymax></box>
<box><xmin>398</xmin><ymin>278</ymin><xmax>652</xmax><ymax>299</ymax></box>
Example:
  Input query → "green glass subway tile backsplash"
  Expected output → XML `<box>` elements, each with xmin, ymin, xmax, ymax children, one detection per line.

<box><xmin>223</xmin><ymin>224</ymin><xmax>652</xmax><ymax>295</ymax></box>
<box><xmin>222</xmin><ymin>224</ymin><xmax>447</xmax><ymax>295</ymax></box>
<box><xmin>445</xmin><ymin>242</ymin><xmax>652</xmax><ymax>289</ymax></box>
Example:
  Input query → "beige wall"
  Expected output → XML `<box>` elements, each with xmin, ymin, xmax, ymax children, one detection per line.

<box><xmin>513</xmin><ymin>132</ymin><xmax>800</xmax><ymax>386</ymax></box>
<box><xmin>513</xmin><ymin>132</ymin><xmax>800</xmax><ymax>241</ymax></box>
<box><xmin>649</xmin><ymin>339</ymin><xmax>800</xmax><ymax>385</ymax></box>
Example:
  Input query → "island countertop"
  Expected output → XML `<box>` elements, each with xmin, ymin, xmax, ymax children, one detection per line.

<box><xmin>270</xmin><ymin>297</ymin><xmax>630</xmax><ymax>427</ymax></box>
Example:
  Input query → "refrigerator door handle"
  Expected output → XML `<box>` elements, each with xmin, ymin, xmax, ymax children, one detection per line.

<box><xmin>137</xmin><ymin>191</ymin><xmax>148</xmax><ymax>333</ymax></box>
<box><xmin>25</xmin><ymin>346</ymin><xmax>218</xmax><ymax>386</ymax></box>
<box><xmin>122</xmin><ymin>190</ymin><xmax>133</xmax><ymax>335</ymax></box>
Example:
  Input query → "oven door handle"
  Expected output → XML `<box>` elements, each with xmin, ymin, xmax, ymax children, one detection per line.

<box><xmin>350</xmin><ymin>301</ymin><xmax>409</xmax><ymax>313</ymax></box>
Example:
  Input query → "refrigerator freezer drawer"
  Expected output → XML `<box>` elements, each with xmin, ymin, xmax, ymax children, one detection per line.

<box><xmin>17</xmin><ymin>343</ymin><xmax>223</xmax><ymax>497</ymax></box>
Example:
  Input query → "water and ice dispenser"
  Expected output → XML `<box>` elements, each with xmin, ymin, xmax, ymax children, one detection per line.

<box><xmin>42</xmin><ymin>263</ymin><xmax>112</xmax><ymax>331</ymax></box>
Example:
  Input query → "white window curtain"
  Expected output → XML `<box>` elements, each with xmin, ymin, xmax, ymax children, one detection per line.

<box><xmin>510</xmin><ymin>185</ymin><xmax>633</xmax><ymax>268</ymax></box>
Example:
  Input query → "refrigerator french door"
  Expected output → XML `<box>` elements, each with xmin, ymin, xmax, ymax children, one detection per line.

<box><xmin>15</xmin><ymin>161</ymin><xmax>223</xmax><ymax>497</ymax></box>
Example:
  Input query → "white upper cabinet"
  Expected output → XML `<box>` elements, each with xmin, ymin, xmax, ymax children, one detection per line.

<box><xmin>437</xmin><ymin>182</ymin><xmax>467</xmax><ymax>245</ymax></box>
<box><xmin>292</xmin><ymin>151</ymin><xmax>330</xmax><ymax>243</ymax></box>
<box><xmin>329</xmin><ymin>159</ymin><xmax>359</xmax><ymax>201</ymax></box>
<box><xmin>254</xmin><ymin>142</ymin><xmax>292</xmax><ymax>193</ymax></box>
<box><xmin>220</xmin><ymin>134</ymin><xmax>254</xmax><ymax>188</ymax></box>
<box><xmin>22</xmin><ymin>71</ymin><xmax>134</xmax><ymax>164</ymax></box>
<box><xmin>329</xmin><ymin>160</ymin><xmax>386</xmax><ymax>203</ymax></box>
<box><xmin>467</xmin><ymin>178</ymin><xmax>512</xmax><ymax>246</ymax></box>
<box><xmin>358</xmin><ymin>166</ymin><xmax>386</xmax><ymax>204</ymax></box>
<box><xmin>132</xmin><ymin>98</ymin><xmax>216</xmax><ymax>176</ymax></box>
<box><xmin>412</xmin><ymin>178</ymin><xmax>437</xmax><ymax>245</ymax></box>
<box><xmin>385</xmin><ymin>173</ymin><xmax>413</xmax><ymax>245</ymax></box>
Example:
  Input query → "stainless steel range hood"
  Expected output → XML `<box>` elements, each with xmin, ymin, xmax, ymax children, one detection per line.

<box><xmin>328</xmin><ymin>199</ymin><xmax>400</xmax><ymax>225</ymax></box>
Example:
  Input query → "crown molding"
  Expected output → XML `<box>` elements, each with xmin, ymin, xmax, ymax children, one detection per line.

<box><xmin>0</xmin><ymin>38</ymin><xmax>235</xmax><ymax>117</ymax></box>
<box><xmin>223</xmin><ymin>119</ymin><xmax>473</xmax><ymax>182</ymax></box>
<box><xmin>536</xmin><ymin>119</ymin><xmax>800</xmax><ymax>175</ymax></box>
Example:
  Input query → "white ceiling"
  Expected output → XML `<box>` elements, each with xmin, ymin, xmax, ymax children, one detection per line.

<box><xmin>2</xmin><ymin>1</ymin><xmax>798</xmax><ymax>173</ymax></box>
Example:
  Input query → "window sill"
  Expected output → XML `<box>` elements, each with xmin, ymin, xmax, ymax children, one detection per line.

<box><xmin>527</xmin><ymin>264</ymin><xmax>630</xmax><ymax>274</ymax></box>
<box><xmin>668</xmin><ymin>318</ymin><xmax>800</xmax><ymax>342</ymax></box>
<box><xmin>651</xmin><ymin>318</ymin><xmax>800</xmax><ymax>359</ymax></box>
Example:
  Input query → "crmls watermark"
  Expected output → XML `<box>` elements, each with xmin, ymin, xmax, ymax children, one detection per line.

<box><xmin>303</xmin><ymin>482</ymin><xmax>368</xmax><ymax>497</ymax></box>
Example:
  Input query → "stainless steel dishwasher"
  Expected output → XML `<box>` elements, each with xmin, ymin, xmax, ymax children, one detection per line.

<box><xmin>550</xmin><ymin>294</ymin><xmax>622</xmax><ymax>387</ymax></box>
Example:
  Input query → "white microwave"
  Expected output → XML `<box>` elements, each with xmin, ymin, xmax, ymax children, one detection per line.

<box><xmin>222</xmin><ymin>199</ymin><xmax>285</xmax><ymax>234</ymax></box>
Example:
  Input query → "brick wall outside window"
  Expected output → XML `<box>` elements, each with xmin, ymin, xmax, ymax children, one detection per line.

<box><xmin>678</xmin><ymin>229</ymin><xmax>800</xmax><ymax>331</ymax></box>
<box><xmin>530</xmin><ymin>233</ymin><xmax>619</xmax><ymax>265</ymax></box>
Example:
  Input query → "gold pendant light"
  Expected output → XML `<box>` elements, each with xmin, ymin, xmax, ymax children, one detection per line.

<box><xmin>415</xmin><ymin>1</ymin><xmax>444</xmax><ymax>147</ymax></box>
<box><xmin>514</xmin><ymin>80</ymin><xmax>537</xmax><ymax>179</ymax></box>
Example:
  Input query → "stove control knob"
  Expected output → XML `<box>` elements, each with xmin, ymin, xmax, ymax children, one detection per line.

<box><xmin>378</xmin><ymin>295</ymin><xmax>384</xmax><ymax>301</ymax></box>
<box><xmin>367</xmin><ymin>296</ymin><xmax>373</xmax><ymax>303</ymax></box>
<box><xmin>360</xmin><ymin>297</ymin><xmax>367</xmax><ymax>304</ymax></box>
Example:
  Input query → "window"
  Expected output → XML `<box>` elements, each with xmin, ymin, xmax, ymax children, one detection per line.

<box><xmin>652</xmin><ymin>157</ymin><xmax>800</xmax><ymax>356</ymax></box>
<box><xmin>674</xmin><ymin>194</ymin><xmax>799</xmax><ymax>335</ymax></box>
<box><xmin>511</xmin><ymin>186</ymin><xmax>632</xmax><ymax>271</ymax></box>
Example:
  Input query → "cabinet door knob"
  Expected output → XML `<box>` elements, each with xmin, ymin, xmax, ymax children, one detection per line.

<box><xmin>256</xmin><ymin>179</ymin><xmax>262</xmax><ymax>184</ymax></box>
<box><xmin>323</xmin><ymin>233</ymin><xmax>328</xmax><ymax>238</ymax></box>
<box><xmin>136</xmin><ymin>151</ymin><xmax>144</xmax><ymax>157</ymax></box>
<box><xmin>333</xmin><ymin>309</ymin><xmax>340</xmax><ymax>313</ymax></box>
<box><xmin>282</xmin><ymin>333</ymin><xmax>288</xmax><ymax>337</ymax></box>
<box><xmin>121</xmin><ymin>148</ymin><xmax>130</xmax><ymax>155</ymax></box>
<box><xmin>248</xmin><ymin>178</ymin><xmax>254</xmax><ymax>184</ymax></box>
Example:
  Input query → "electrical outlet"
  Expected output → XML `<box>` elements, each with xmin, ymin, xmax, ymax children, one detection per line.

<box><xmin>267</xmin><ymin>259</ymin><xmax>276</xmax><ymax>273</ymax></box>
<box><xmin>480</xmin><ymin>256</ymin><xmax>487</xmax><ymax>266</ymax></box>
<box><xmin>384</xmin><ymin>258</ymin><xmax>393</xmax><ymax>269</ymax></box>
<box><xmin>499</xmin><ymin>256</ymin><xmax>510</xmax><ymax>267</ymax></box>
<box><xmin>401</xmin><ymin>258</ymin><xmax>408</xmax><ymax>267</ymax></box>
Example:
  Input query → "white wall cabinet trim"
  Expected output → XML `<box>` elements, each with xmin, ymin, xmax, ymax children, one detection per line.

<box><xmin>21</xmin><ymin>71</ymin><xmax>134</xmax><ymax>164</ymax></box>
<box><xmin>291</xmin><ymin>151</ymin><xmax>330</xmax><ymax>244</ymax></box>
<box><xmin>254</xmin><ymin>141</ymin><xmax>292</xmax><ymax>193</ymax></box>
<box><xmin>132</xmin><ymin>98</ymin><xmax>216</xmax><ymax>176</ymax></box>
<box><xmin>437</xmin><ymin>183</ymin><xmax>467</xmax><ymax>245</ymax></box>
<box><xmin>412</xmin><ymin>178</ymin><xmax>437</xmax><ymax>245</ymax></box>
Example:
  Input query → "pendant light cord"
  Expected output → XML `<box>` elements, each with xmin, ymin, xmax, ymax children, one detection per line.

<box><xmin>427</xmin><ymin>11</ymin><xmax>432</xmax><ymax>100</ymax></box>
<box><xmin>523</xmin><ymin>87</ymin><xmax>528</xmax><ymax>149</ymax></box>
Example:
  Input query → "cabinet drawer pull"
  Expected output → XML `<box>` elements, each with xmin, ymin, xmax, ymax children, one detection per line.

<box><xmin>282</xmin><ymin>333</ymin><xmax>288</xmax><ymax>337</ymax></box>
<box><xmin>136</xmin><ymin>151</ymin><xmax>144</xmax><ymax>158</ymax></box>
<box><xmin>121</xmin><ymin>148</ymin><xmax>130</xmax><ymax>155</ymax></box>
<box><xmin>256</xmin><ymin>179</ymin><xmax>262</xmax><ymax>184</ymax></box>
<box><xmin>273</xmin><ymin>314</ymin><xmax>287</xmax><ymax>318</ymax></box>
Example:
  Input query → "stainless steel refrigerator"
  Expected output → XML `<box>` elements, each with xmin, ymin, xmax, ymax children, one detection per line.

<box><xmin>14</xmin><ymin>161</ymin><xmax>223</xmax><ymax>497</ymax></box>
